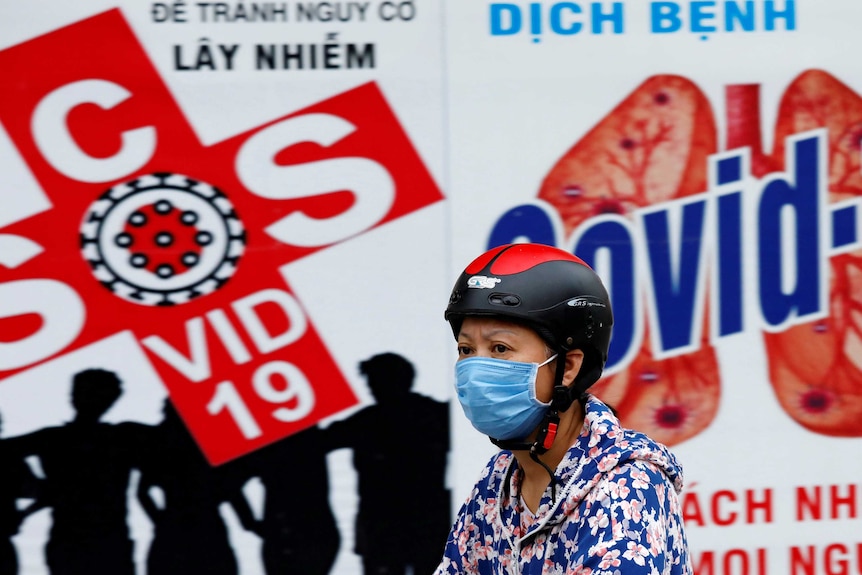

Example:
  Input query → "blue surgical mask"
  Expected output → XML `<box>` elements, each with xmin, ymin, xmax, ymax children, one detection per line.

<box><xmin>454</xmin><ymin>354</ymin><xmax>558</xmax><ymax>440</ymax></box>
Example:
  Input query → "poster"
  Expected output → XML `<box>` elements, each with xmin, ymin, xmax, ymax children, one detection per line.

<box><xmin>1</xmin><ymin>0</ymin><xmax>861</xmax><ymax>574</ymax></box>
<box><xmin>446</xmin><ymin>1</ymin><xmax>862</xmax><ymax>574</ymax></box>
<box><xmin>0</xmin><ymin>1</ymin><xmax>449</xmax><ymax>573</ymax></box>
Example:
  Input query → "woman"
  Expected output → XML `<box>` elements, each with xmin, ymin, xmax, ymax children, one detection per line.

<box><xmin>435</xmin><ymin>243</ymin><xmax>692</xmax><ymax>574</ymax></box>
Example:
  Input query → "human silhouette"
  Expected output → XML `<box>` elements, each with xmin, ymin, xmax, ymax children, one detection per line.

<box><xmin>0</xmin><ymin>409</ymin><xmax>44</xmax><ymax>575</ymax></box>
<box><xmin>137</xmin><ymin>399</ymin><xmax>256</xmax><ymax>575</ymax></box>
<box><xmin>232</xmin><ymin>426</ymin><xmax>340</xmax><ymax>574</ymax></box>
<box><xmin>326</xmin><ymin>352</ymin><xmax>451</xmax><ymax>575</ymax></box>
<box><xmin>3</xmin><ymin>369</ymin><xmax>149</xmax><ymax>575</ymax></box>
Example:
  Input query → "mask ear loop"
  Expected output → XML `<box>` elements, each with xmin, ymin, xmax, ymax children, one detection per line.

<box><xmin>527</xmin><ymin>353</ymin><xmax>572</xmax><ymax>502</ymax></box>
<box><xmin>492</xmin><ymin>352</ymin><xmax>575</xmax><ymax>505</ymax></box>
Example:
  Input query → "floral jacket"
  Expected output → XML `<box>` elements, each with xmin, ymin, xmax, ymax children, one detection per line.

<box><xmin>434</xmin><ymin>396</ymin><xmax>692</xmax><ymax>575</ymax></box>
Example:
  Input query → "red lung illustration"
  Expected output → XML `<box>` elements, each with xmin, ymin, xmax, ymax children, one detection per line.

<box><xmin>728</xmin><ymin>70</ymin><xmax>862</xmax><ymax>436</ymax></box>
<box><xmin>537</xmin><ymin>76</ymin><xmax>721</xmax><ymax>445</ymax></box>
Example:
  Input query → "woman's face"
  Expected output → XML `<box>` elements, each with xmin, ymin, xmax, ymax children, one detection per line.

<box><xmin>457</xmin><ymin>316</ymin><xmax>556</xmax><ymax>402</ymax></box>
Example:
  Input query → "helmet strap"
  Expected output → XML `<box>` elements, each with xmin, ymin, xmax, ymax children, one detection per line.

<box><xmin>529</xmin><ymin>408</ymin><xmax>560</xmax><ymax>455</ymax></box>
<box><xmin>550</xmin><ymin>352</ymin><xmax>576</xmax><ymax>412</ymax></box>
<box><xmin>489</xmin><ymin>436</ymin><xmax>532</xmax><ymax>451</ymax></box>
<box><xmin>530</xmin><ymin>354</ymin><xmax>572</xmax><ymax>454</ymax></box>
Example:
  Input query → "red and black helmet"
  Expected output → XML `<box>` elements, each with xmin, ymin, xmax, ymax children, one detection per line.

<box><xmin>445</xmin><ymin>243</ymin><xmax>613</xmax><ymax>393</ymax></box>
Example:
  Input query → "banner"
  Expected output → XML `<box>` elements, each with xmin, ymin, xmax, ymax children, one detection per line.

<box><xmin>0</xmin><ymin>2</ymin><xmax>448</xmax><ymax>573</ymax></box>
<box><xmin>1</xmin><ymin>1</ymin><xmax>861</xmax><ymax>574</ymax></box>
<box><xmin>446</xmin><ymin>2</ymin><xmax>862</xmax><ymax>574</ymax></box>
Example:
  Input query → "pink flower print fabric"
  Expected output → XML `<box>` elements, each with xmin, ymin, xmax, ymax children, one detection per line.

<box><xmin>434</xmin><ymin>396</ymin><xmax>692</xmax><ymax>575</ymax></box>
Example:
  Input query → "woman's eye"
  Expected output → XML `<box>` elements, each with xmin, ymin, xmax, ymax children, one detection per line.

<box><xmin>457</xmin><ymin>345</ymin><xmax>472</xmax><ymax>356</ymax></box>
<box><xmin>493</xmin><ymin>344</ymin><xmax>509</xmax><ymax>354</ymax></box>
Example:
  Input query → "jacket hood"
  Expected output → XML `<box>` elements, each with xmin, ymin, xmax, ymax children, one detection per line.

<box><xmin>512</xmin><ymin>395</ymin><xmax>685</xmax><ymax>540</ymax></box>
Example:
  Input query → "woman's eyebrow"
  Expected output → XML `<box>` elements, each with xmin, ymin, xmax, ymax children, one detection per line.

<box><xmin>459</xmin><ymin>326</ymin><xmax>521</xmax><ymax>341</ymax></box>
<box><xmin>481</xmin><ymin>328</ymin><xmax>520</xmax><ymax>338</ymax></box>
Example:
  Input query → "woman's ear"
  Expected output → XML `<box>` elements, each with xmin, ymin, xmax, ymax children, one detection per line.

<box><xmin>562</xmin><ymin>349</ymin><xmax>585</xmax><ymax>388</ymax></box>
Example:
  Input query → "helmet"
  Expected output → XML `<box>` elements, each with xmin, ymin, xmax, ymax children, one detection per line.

<box><xmin>445</xmin><ymin>243</ymin><xmax>613</xmax><ymax>393</ymax></box>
